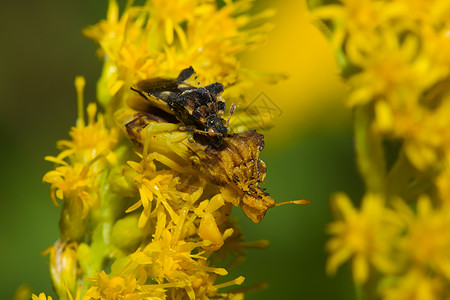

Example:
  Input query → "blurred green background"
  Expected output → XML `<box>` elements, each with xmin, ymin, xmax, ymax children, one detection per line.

<box><xmin>0</xmin><ymin>1</ymin><xmax>363</xmax><ymax>299</ymax></box>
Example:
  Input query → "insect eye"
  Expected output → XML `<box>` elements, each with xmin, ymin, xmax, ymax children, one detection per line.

<box><xmin>217</xmin><ymin>101</ymin><xmax>225</xmax><ymax>112</ymax></box>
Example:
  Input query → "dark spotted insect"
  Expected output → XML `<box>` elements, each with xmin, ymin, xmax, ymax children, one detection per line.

<box><xmin>130</xmin><ymin>67</ymin><xmax>235</xmax><ymax>147</ymax></box>
<box><xmin>123</xmin><ymin>111</ymin><xmax>275</xmax><ymax>223</ymax></box>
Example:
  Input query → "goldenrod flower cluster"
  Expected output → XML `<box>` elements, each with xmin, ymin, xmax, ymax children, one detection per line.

<box><xmin>38</xmin><ymin>1</ymin><xmax>276</xmax><ymax>299</ymax></box>
<box><xmin>311</xmin><ymin>0</ymin><xmax>450</xmax><ymax>298</ymax></box>
<box><xmin>82</xmin><ymin>0</ymin><xmax>274</xmax><ymax>121</ymax></box>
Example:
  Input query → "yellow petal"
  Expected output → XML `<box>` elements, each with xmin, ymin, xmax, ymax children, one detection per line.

<box><xmin>198</xmin><ymin>213</ymin><xmax>224</xmax><ymax>251</ymax></box>
<box><xmin>352</xmin><ymin>253</ymin><xmax>369</xmax><ymax>284</ymax></box>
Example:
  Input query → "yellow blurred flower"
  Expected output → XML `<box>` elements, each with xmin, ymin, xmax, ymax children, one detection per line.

<box><xmin>313</xmin><ymin>0</ymin><xmax>395</xmax><ymax>54</ymax></box>
<box><xmin>312</xmin><ymin>0</ymin><xmax>450</xmax><ymax>297</ymax></box>
<box><xmin>381</xmin><ymin>268</ymin><xmax>445</xmax><ymax>300</ymax></box>
<box><xmin>326</xmin><ymin>193</ymin><xmax>399</xmax><ymax>284</ymax></box>
<box><xmin>312</xmin><ymin>0</ymin><xmax>450</xmax><ymax>170</ymax></box>
<box><xmin>394</xmin><ymin>196</ymin><xmax>450</xmax><ymax>280</ymax></box>
<box><xmin>347</xmin><ymin>32</ymin><xmax>433</xmax><ymax>107</ymax></box>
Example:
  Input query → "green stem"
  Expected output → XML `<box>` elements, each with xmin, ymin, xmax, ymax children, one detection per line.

<box><xmin>386</xmin><ymin>147</ymin><xmax>440</xmax><ymax>202</ymax></box>
<box><xmin>59</xmin><ymin>197</ymin><xmax>88</xmax><ymax>242</ymax></box>
<box><xmin>353</xmin><ymin>104</ymin><xmax>386</xmax><ymax>194</ymax></box>
<box><xmin>386</xmin><ymin>149</ymin><xmax>413</xmax><ymax>200</ymax></box>
<box><xmin>363</xmin><ymin>270</ymin><xmax>383</xmax><ymax>300</ymax></box>
<box><xmin>355</xmin><ymin>283</ymin><xmax>364</xmax><ymax>300</ymax></box>
<box><xmin>79</xmin><ymin>174</ymin><xmax>127</xmax><ymax>295</ymax></box>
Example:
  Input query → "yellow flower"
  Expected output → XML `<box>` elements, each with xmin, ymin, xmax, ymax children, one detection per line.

<box><xmin>398</xmin><ymin>98</ymin><xmax>450</xmax><ymax>170</ymax></box>
<box><xmin>40</xmin><ymin>1</ymin><xmax>280</xmax><ymax>299</ymax></box>
<box><xmin>43</xmin><ymin>83</ymin><xmax>117</xmax><ymax>212</ymax></box>
<box><xmin>104</xmin><ymin>125</ymin><xmax>247</xmax><ymax>297</ymax></box>
<box><xmin>31</xmin><ymin>293</ymin><xmax>53</xmax><ymax>300</ymax></box>
<box><xmin>312</xmin><ymin>0</ymin><xmax>450</xmax><ymax>170</ymax></box>
<box><xmin>42</xmin><ymin>101</ymin><xmax>118</xmax><ymax>242</ymax></box>
<box><xmin>83</xmin><ymin>271</ymin><xmax>145</xmax><ymax>300</ymax></box>
<box><xmin>394</xmin><ymin>196</ymin><xmax>450</xmax><ymax>280</ymax></box>
<box><xmin>393</xmin><ymin>0</ymin><xmax>450</xmax><ymax>28</ymax></box>
<box><xmin>57</xmin><ymin>102</ymin><xmax>118</xmax><ymax>165</ymax></box>
<box><xmin>125</xmin><ymin>151</ymin><xmax>204</xmax><ymax>229</ymax></box>
<box><xmin>43</xmin><ymin>160</ymin><xmax>99</xmax><ymax>214</ymax></box>
<box><xmin>313</xmin><ymin>0</ymin><xmax>450</xmax><ymax>297</ymax></box>
<box><xmin>57</xmin><ymin>76</ymin><xmax>118</xmax><ymax>165</ymax></box>
<box><xmin>312</xmin><ymin>0</ymin><xmax>396</xmax><ymax>56</ymax></box>
<box><xmin>47</xmin><ymin>241</ymin><xmax>79</xmax><ymax>299</ymax></box>
<box><xmin>43</xmin><ymin>88</ymin><xmax>119</xmax><ymax>242</ymax></box>
<box><xmin>381</xmin><ymin>268</ymin><xmax>445</xmax><ymax>300</ymax></box>
<box><xmin>32</xmin><ymin>288</ymin><xmax>81</xmax><ymax>300</ymax></box>
<box><xmin>128</xmin><ymin>227</ymin><xmax>243</xmax><ymax>299</ymax></box>
<box><xmin>326</xmin><ymin>193</ymin><xmax>399</xmax><ymax>284</ymax></box>
<box><xmin>348</xmin><ymin>31</ymin><xmax>433</xmax><ymax>107</ymax></box>
<box><xmin>373</xmin><ymin>95</ymin><xmax>450</xmax><ymax>170</ymax></box>
<box><xmin>151</xmin><ymin>0</ymin><xmax>200</xmax><ymax>29</ymax></box>
<box><xmin>83</xmin><ymin>0</ymin><xmax>274</xmax><ymax>110</ymax></box>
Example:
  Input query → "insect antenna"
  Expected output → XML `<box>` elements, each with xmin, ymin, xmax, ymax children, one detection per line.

<box><xmin>130</xmin><ymin>86</ymin><xmax>149</xmax><ymax>100</ymax></box>
<box><xmin>275</xmin><ymin>199</ymin><xmax>310</xmax><ymax>206</ymax></box>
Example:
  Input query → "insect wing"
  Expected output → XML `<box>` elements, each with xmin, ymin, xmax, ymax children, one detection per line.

<box><xmin>171</xmin><ymin>83</ymin><xmax>225</xmax><ymax>127</ymax></box>
<box><xmin>136</xmin><ymin>77</ymin><xmax>181</xmax><ymax>93</ymax></box>
<box><xmin>177</xmin><ymin>66</ymin><xmax>195</xmax><ymax>82</ymax></box>
<box><xmin>129</xmin><ymin>85</ymin><xmax>174</xmax><ymax>115</ymax></box>
<box><xmin>204</xmin><ymin>83</ymin><xmax>225</xmax><ymax>115</ymax></box>
<box><xmin>171</xmin><ymin>88</ymin><xmax>210</xmax><ymax>126</ymax></box>
<box><xmin>135</xmin><ymin>78</ymin><xmax>184</xmax><ymax>104</ymax></box>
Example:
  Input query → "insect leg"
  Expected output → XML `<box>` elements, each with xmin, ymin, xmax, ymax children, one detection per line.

<box><xmin>146</xmin><ymin>152</ymin><xmax>189</xmax><ymax>173</ymax></box>
<box><xmin>179</xmin><ymin>126</ymin><xmax>224</xmax><ymax>136</ymax></box>
<box><xmin>227</xmin><ymin>102</ymin><xmax>236</xmax><ymax>127</ymax></box>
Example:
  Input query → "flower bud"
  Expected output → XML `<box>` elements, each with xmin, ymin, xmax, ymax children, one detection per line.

<box><xmin>111</xmin><ymin>214</ymin><xmax>144</xmax><ymax>253</ymax></box>
<box><xmin>49</xmin><ymin>241</ymin><xmax>78</xmax><ymax>299</ymax></box>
